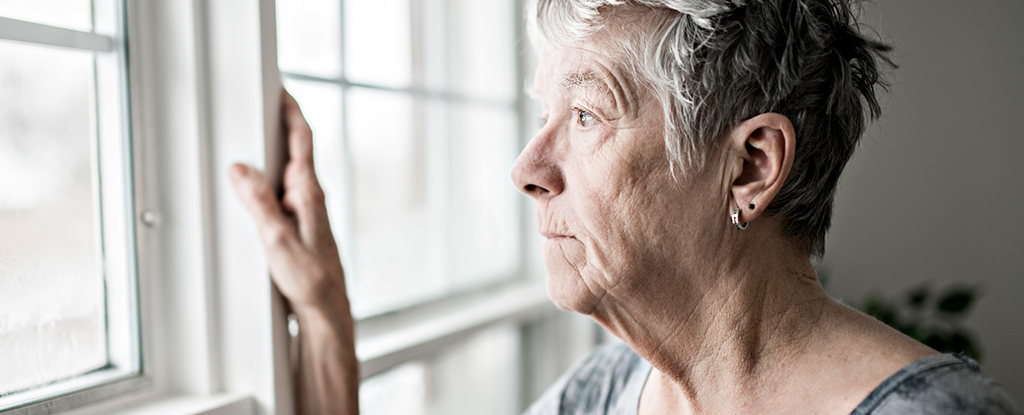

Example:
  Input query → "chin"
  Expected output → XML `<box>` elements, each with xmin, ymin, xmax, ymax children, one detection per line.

<box><xmin>542</xmin><ymin>243</ymin><xmax>600</xmax><ymax>314</ymax></box>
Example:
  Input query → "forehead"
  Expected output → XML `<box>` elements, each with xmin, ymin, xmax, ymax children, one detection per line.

<box><xmin>533</xmin><ymin>44</ymin><xmax>618</xmax><ymax>94</ymax></box>
<box><xmin>531</xmin><ymin>42</ymin><xmax>642</xmax><ymax>114</ymax></box>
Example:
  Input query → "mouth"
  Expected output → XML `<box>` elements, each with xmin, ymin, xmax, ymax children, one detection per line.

<box><xmin>541</xmin><ymin>232</ymin><xmax>575</xmax><ymax>241</ymax></box>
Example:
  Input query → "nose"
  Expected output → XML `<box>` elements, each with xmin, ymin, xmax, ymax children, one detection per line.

<box><xmin>510</xmin><ymin>126</ymin><xmax>564</xmax><ymax>200</ymax></box>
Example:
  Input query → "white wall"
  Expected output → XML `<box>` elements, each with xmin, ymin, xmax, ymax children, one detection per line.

<box><xmin>822</xmin><ymin>0</ymin><xmax>1024</xmax><ymax>400</ymax></box>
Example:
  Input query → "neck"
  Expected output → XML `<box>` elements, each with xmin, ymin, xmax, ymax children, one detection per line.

<box><xmin>590</xmin><ymin>224</ymin><xmax>835</xmax><ymax>413</ymax></box>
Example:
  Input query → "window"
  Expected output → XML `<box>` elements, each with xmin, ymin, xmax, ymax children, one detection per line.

<box><xmin>0</xmin><ymin>0</ymin><xmax>142</xmax><ymax>412</ymax></box>
<box><xmin>0</xmin><ymin>0</ymin><xmax>601</xmax><ymax>413</ymax></box>
<box><xmin>277</xmin><ymin>0</ymin><xmax>523</xmax><ymax>317</ymax></box>
<box><xmin>276</xmin><ymin>1</ymin><xmax>599</xmax><ymax>414</ymax></box>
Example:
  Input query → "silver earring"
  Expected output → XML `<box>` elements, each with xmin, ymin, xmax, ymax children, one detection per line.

<box><xmin>731</xmin><ymin>208</ymin><xmax>748</xmax><ymax>230</ymax></box>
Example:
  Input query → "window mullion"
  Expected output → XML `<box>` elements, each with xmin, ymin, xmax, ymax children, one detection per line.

<box><xmin>0</xmin><ymin>16</ymin><xmax>112</xmax><ymax>52</ymax></box>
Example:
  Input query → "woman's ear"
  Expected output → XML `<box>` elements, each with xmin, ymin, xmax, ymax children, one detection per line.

<box><xmin>725</xmin><ymin>113</ymin><xmax>796</xmax><ymax>224</ymax></box>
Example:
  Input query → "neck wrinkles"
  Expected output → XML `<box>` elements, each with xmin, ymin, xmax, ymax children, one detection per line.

<box><xmin>590</xmin><ymin>235</ymin><xmax>830</xmax><ymax>413</ymax></box>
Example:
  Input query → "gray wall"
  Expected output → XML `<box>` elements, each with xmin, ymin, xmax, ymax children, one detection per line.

<box><xmin>822</xmin><ymin>0</ymin><xmax>1024</xmax><ymax>400</ymax></box>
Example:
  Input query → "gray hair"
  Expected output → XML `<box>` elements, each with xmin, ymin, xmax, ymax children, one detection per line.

<box><xmin>527</xmin><ymin>0</ymin><xmax>893</xmax><ymax>257</ymax></box>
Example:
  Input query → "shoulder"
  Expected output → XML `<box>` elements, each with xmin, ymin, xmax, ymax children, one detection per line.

<box><xmin>853</xmin><ymin>354</ymin><xmax>1021</xmax><ymax>415</ymax></box>
<box><xmin>523</xmin><ymin>342</ymin><xmax>651</xmax><ymax>415</ymax></box>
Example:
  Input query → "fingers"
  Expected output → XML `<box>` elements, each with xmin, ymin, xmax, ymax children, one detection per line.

<box><xmin>231</xmin><ymin>163</ymin><xmax>342</xmax><ymax>311</ymax></box>
<box><xmin>279</xmin><ymin>89</ymin><xmax>336</xmax><ymax>252</ymax></box>
<box><xmin>282</xmin><ymin>167</ymin><xmax>336</xmax><ymax>253</ymax></box>
<box><xmin>282</xmin><ymin>90</ymin><xmax>314</xmax><ymax>170</ymax></box>
<box><xmin>229</xmin><ymin>163</ymin><xmax>301</xmax><ymax>252</ymax></box>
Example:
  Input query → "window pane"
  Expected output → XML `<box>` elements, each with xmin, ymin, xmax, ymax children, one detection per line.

<box><xmin>0</xmin><ymin>0</ymin><xmax>93</xmax><ymax>32</ymax></box>
<box><xmin>346</xmin><ymin>88</ymin><xmax>446</xmax><ymax>316</ymax></box>
<box><xmin>345</xmin><ymin>90</ymin><xmax>521</xmax><ymax>316</ymax></box>
<box><xmin>360</xmin><ymin>362</ymin><xmax>428</xmax><ymax>415</ymax></box>
<box><xmin>344</xmin><ymin>0</ymin><xmax>412</xmax><ymax>88</ymax></box>
<box><xmin>418</xmin><ymin>0</ymin><xmax>516</xmax><ymax>101</ymax></box>
<box><xmin>441</xmin><ymin>0</ymin><xmax>517</xmax><ymax>101</ymax></box>
<box><xmin>448</xmin><ymin>104</ymin><xmax>519</xmax><ymax>286</ymax></box>
<box><xmin>276</xmin><ymin>0</ymin><xmax>342</xmax><ymax>79</ymax></box>
<box><xmin>360</xmin><ymin>325</ymin><xmax>521</xmax><ymax>415</ymax></box>
<box><xmin>0</xmin><ymin>40</ymin><xmax>106</xmax><ymax>395</ymax></box>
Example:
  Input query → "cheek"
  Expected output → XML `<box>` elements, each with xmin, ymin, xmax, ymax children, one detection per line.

<box><xmin>566</xmin><ymin>145</ymin><xmax>706</xmax><ymax>293</ymax></box>
<box><xmin>574</xmin><ymin>150</ymin><xmax>676</xmax><ymax>254</ymax></box>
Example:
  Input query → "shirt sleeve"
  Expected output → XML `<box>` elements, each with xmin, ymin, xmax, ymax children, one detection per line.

<box><xmin>522</xmin><ymin>342</ymin><xmax>647</xmax><ymax>415</ymax></box>
<box><xmin>855</xmin><ymin>354</ymin><xmax>1021</xmax><ymax>415</ymax></box>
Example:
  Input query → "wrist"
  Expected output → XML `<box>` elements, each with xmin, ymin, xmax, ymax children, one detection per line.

<box><xmin>294</xmin><ymin>299</ymin><xmax>354</xmax><ymax>340</ymax></box>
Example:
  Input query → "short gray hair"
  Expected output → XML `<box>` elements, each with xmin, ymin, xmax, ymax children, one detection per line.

<box><xmin>527</xmin><ymin>0</ymin><xmax>893</xmax><ymax>257</ymax></box>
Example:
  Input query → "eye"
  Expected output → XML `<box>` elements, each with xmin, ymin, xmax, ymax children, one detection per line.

<box><xmin>574</xmin><ymin>107</ymin><xmax>597</xmax><ymax>127</ymax></box>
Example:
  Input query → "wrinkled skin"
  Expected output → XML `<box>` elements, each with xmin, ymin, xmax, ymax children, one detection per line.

<box><xmin>232</xmin><ymin>30</ymin><xmax>936</xmax><ymax>415</ymax></box>
<box><xmin>510</xmin><ymin>37</ymin><xmax>937</xmax><ymax>415</ymax></box>
<box><xmin>511</xmin><ymin>41</ymin><xmax>734</xmax><ymax>327</ymax></box>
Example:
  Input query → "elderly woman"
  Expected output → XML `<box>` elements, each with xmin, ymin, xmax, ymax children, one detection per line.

<box><xmin>230</xmin><ymin>0</ymin><xmax>1018</xmax><ymax>414</ymax></box>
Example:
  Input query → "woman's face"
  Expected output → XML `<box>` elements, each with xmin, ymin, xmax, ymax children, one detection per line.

<box><xmin>511</xmin><ymin>40</ymin><xmax>727</xmax><ymax>315</ymax></box>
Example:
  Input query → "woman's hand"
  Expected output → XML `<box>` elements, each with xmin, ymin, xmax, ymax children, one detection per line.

<box><xmin>229</xmin><ymin>90</ymin><xmax>359</xmax><ymax>415</ymax></box>
<box><xmin>229</xmin><ymin>90</ymin><xmax>347</xmax><ymax>318</ymax></box>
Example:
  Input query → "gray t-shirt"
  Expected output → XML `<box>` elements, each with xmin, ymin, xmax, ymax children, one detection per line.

<box><xmin>524</xmin><ymin>342</ymin><xmax>1020</xmax><ymax>415</ymax></box>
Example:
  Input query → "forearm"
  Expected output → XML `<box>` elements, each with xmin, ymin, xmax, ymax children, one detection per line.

<box><xmin>232</xmin><ymin>90</ymin><xmax>360</xmax><ymax>415</ymax></box>
<box><xmin>295</xmin><ymin>308</ymin><xmax>359</xmax><ymax>415</ymax></box>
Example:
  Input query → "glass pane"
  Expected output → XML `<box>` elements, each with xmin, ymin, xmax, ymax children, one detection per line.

<box><xmin>346</xmin><ymin>88</ymin><xmax>446</xmax><ymax>316</ymax></box>
<box><xmin>344</xmin><ymin>0</ymin><xmax>412</xmax><ymax>88</ymax></box>
<box><xmin>360</xmin><ymin>362</ymin><xmax>428</xmax><ymax>415</ymax></box>
<box><xmin>0</xmin><ymin>0</ymin><xmax>93</xmax><ymax>32</ymax></box>
<box><xmin>444</xmin><ymin>0</ymin><xmax>517</xmax><ymax>101</ymax></box>
<box><xmin>360</xmin><ymin>325</ymin><xmax>521</xmax><ymax>415</ymax></box>
<box><xmin>419</xmin><ymin>0</ymin><xmax>516</xmax><ymax>101</ymax></box>
<box><xmin>276</xmin><ymin>0</ymin><xmax>342</xmax><ymax>78</ymax></box>
<box><xmin>448</xmin><ymin>104</ymin><xmax>519</xmax><ymax>286</ymax></box>
<box><xmin>0</xmin><ymin>40</ymin><xmax>106</xmax><ymax>395</ymax></box>
<box><xmin>345</xmin><ymin>89</ymin><xmax>521</xmax><ymax>315</ymax></box>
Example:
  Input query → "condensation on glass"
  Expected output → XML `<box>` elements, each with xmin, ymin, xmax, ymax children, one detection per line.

<box><xmin>276</xmin><ymin>0</ymin><xmax>522</xmax><ymax>317</ymax></box>
<box><xmin>0</xmin><ymin>40</ymin><xmax>106</xmax><ymax>397</ymax></box>
<box><xmin>0</xmin><ymin>0</ymin><xmax>138</xmax><ymax>404</ymax></box>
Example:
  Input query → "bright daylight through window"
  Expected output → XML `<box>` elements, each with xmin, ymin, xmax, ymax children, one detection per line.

<box><xmin>0</xmin><ymin>0</ymin><xmax>139</xmax><ymax>411</ymax></box>
<box><xmin>277</xmin><ymin>0</ymin><xmax>522</xmax><ymax>318</ymax></box>
<box><xmin>277</xmin><ymin>0</ymin><xmax>538</xmax><ymax>414</ymax></box>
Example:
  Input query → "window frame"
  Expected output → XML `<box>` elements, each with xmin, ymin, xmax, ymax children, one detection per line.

<box><xmin>277</xmin><ymin>0</ymin><xmax>531</xmax><ymax>320</ymax></box>
<box><xmin>3</xmin><ymin>0</ymin><xmax>288</xmax><ymax>413</ymax></box>
<box><xmin>1</xmin><ymin>0</ymin><xmax>600</xmax><ymax>413</ymax></box>
<box><xmin>0</xmin><ymin>2</ymin><xmax>147</xmax><ymax>413</ymax></box>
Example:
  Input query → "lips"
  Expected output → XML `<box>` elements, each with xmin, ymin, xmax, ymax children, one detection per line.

<box><xmin>540</xmin><ymin>231</ymin><xmax>577</xmax><ymax>242</ymax></box>
<box><xmin>537</xmin><ymin>209</ymin><xmax>575</xmax><ymax>240</ymax></box>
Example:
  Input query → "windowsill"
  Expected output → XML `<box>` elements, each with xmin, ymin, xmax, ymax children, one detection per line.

<box><xmin>356</xmin><ymin>280</ymin><xmax>558</xmax><ymax>379</ymax></box>
<box><xmin>67</xmin><ymin>393</ymin><xmax>252</xmax><ymax>415</ymax></box>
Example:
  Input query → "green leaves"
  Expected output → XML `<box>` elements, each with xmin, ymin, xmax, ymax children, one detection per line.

<box><xmin>861</xmin><ymin>282</ymin><xmax>983</xmax><ymax>362</ymax></box>
<box><xmin>907</xmin><ymin>285</ymin><xmax>929</xmax><ymax>309</ymax></box>
<box><xmin>937</xmin><ymin>288</ymin><xmax>975</xmax><ymax>314</ymax></box>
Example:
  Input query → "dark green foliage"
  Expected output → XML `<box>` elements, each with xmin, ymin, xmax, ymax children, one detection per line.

<box><xmin>937</xmin><ymin>289</ymin><xmax>975</xmax><ymax>314</ymax></box>
<box><xmin>862</xmin><ymin>283</ymin><xmax>983</xmax><ymax>362</ymax></box>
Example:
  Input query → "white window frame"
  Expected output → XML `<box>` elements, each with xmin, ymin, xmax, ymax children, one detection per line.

<box><xmin>0</xmin><ymin>3</ymin><xmax>146</xmax><ymax>413</ymax></box>
<box><xmin>1</xmin><ymin>0</ymin><xmax>600</xmax><ymax>413</ymax></box>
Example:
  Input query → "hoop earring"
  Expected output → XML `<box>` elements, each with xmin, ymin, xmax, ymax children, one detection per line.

<box><xmin>731</xmin><ymin>208</ymin><xmax>748</xmax><ymax>230</ymax></box>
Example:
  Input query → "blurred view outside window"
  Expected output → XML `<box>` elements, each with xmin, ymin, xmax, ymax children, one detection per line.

<box><xmin>0</xmin><ymin>0</ymin><xmax>138</xmax><ymax>405</ymax></box>
<box><xmin>277</xmin><ymin>1</ymin><xmax>527</xmax><ymax>414</ymax></box>
<box><xmin>277</xmin><ymin>0</ymin><xmax>522</xmax><ymax>318</ymax></box>
<box><xmin>360</xmin><ymin>325</ymin><xmax>521</xmax><ymax>415</ymax></box>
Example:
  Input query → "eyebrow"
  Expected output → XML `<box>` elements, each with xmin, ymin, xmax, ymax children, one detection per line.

<box><xmin>558</xmin><ymin>71</ymin><xmax>599</xmax><ymax>90</ymax></box>
<box><xmin>557</xmin><ymin>70</ymin><xmax>635</xmax><ymax>117</ymax></box>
